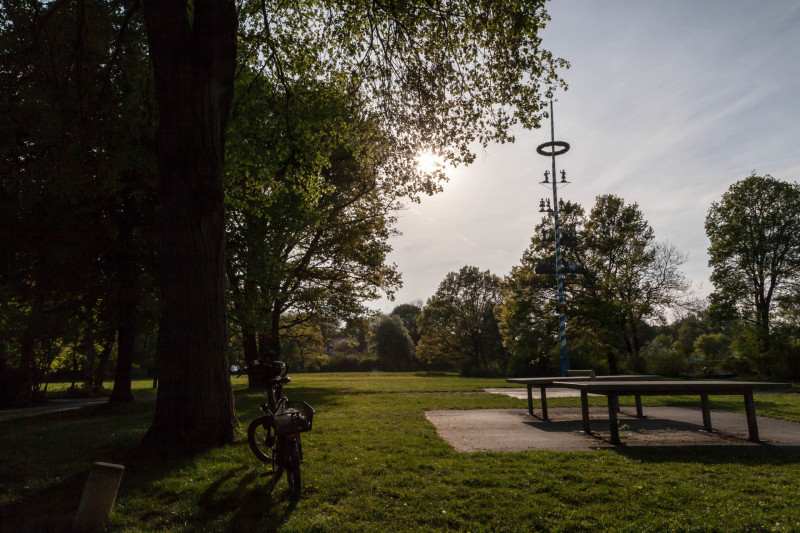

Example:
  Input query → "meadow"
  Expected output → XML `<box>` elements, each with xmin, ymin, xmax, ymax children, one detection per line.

<box><xmin>2</xmin><ymin>373</ymin><xmax>799</xmax><ymax>532</ymax></box>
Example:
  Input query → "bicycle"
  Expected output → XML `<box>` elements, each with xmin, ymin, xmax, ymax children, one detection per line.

<box><xmin>247</xmin><ymin>360</ymin><xmax>314</xmax><ymax>500</ymax></box>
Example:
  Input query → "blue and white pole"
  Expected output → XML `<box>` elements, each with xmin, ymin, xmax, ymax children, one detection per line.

<box><xmin>536</xmin><ymin>99</ymin><xmax>570</xmax><ymax>376</ymax></box>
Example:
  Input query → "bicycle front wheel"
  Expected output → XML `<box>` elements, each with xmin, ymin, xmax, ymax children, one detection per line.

<box><xmin>285</xmin><ymin>440</ymin><xmax>302</xmax><ymax>500</ymax></box>
<box><xmin>247</xmin><ymin>415</ymin><xmax>274</xmax><ymax>464</ymax></box>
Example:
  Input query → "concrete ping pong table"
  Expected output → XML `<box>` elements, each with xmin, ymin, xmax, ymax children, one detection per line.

<box><xmin>554</xmin><ymin>380</ymin><xmax>792</xmax><ymax>444</ymax></box>
<box><xmin>506</xmin><ymin>374</ymin><xmax>662</xmax><ymax>420</ymax></box>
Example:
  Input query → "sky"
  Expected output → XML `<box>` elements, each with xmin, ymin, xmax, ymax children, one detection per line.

<box><xmin>371</xmin><ymin>0</ymin><xmax>800</xmax><ymax>314</ymax></box>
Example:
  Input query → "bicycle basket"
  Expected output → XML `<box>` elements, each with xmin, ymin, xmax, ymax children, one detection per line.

<box><xmin>274</xmin><ymin>401</ymin><xmax>315</xmax><ymax>435</ymax></box>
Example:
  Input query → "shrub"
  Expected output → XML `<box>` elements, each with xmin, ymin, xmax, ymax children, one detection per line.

<box><xmin>642</xmin><ymin>335</ymin><xmax>687</xmax><ymax>377</ymax></box>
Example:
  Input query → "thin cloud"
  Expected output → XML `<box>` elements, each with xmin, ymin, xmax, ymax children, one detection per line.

<box><xmin>371</xmin><ymin>0</ymin><xmax>800</xmax><ymax>313</ymax></box>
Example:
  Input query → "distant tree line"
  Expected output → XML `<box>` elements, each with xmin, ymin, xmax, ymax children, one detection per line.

<box><xmin>357</xmin><ymin>175</ymin><xmax>799</xmax><ymax>379</ymax></box>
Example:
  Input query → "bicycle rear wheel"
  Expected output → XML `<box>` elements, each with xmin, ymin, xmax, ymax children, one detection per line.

<box><xmin>247</xmin><ymin>415</ymin><xmax>274</xmax><ymax>464</ymax></box>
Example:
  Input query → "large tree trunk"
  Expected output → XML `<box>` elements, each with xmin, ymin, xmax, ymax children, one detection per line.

<box><xmin>756</xmin><ymin>301</ymin><xmax>771</xmax><ymax>353</ymax></box>
<box><xmin>111</xmin><ymin>193</ymin><xmax>138</xmax><ymax>402</ymax></box>
<box><xmin>230</xmin><ymin>276</ymin><xmax>260</xmax><ymax>387</ymax></box>
<box><xmin>93</xmin><ymin>329</ymin><xmax>116</xmax><ymax>393</ymax></box>
<box><xmin>267</xmin><ymin>306</ymin><xmax>282</xmax><ymax>361</ymax></box>
<box><xmin>606</xmin><ymin>349</ymin><xmax>618</xmax><ymax>375</ymax></box>
<box><xmin>110</xmin><ymin>320</ymin><xmax>135</xmax><ymax>402</ymax></box>
<box><xmin>142</xmin><ymin>0</ymin><xmax>238</xmax><ymax>448</ymax></box>
<box><xmin>241</xmin><ymin>327</ymin><xmax>260</xmax><ymax>388</ymax></box>
<box><xmin>242</xmin><ymin>328</ymin><xmax>259</xmax><ymax>365</ymax></box>
<box><xmin>629</xmin><ymin>321</ymin><xmax>645</xmax><ymax>374</ymax></box>
<box><xmin>249</xmin><ymin>308</ymin><xmax>282</xmax><ymax>388</ymax></box>
<box><xmin>19</xmin><ymin>319</ymin><xmax>35</xmax><ymax>402</ymax></box>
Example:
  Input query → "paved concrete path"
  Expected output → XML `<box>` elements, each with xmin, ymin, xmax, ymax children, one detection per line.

<box><xmin>0</xmin><ymin>398</ymin><xmax>110</xmax><ymax>423</ymax></box>
<box><xmin>426</xmin><ymin>406</ymin><xmax>800</xmax><ymax>451</ymax></box>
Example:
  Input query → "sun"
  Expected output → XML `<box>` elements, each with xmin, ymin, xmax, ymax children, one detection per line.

<box><xmin>416</xmin><ymin>150</ymin><xmax>443</xmax><ymax>173</ymax></box>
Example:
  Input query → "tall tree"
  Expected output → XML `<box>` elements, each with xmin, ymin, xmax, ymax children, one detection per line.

<box><xmin>417</xmin><ymin>266</ymin><xmax>506</xmax><ymax>375</ymax></box>
<box><xmin>706</xmin><ymin>173</ymin><xmax>800</xmax><ymax>353</ymax></box>
<box><xmin>498</xmin><ymin>196</ymin><xmax>689</xmax><ymax>374</ymax></box>
<box><xmin>225</xmin><ymin>77</ymin><xmax>402</xmax><ymax>387</ymax></box>
<box><xmin>579</xmin><ymin>195</ymin><xmax>689</xmax><ymax>372</ymax></box>
<box><xmin>141</xmin><ymin>0</ymin><xmax>238</xmax><ymax>447</ymax></box>
<box><xmin>143</xmin><ymin>0</ymin><xmax>565</xmax><ymax>447</ymax></box>
<box><xmin>371</xmin><ymin>315</ymin><xmax>414</xmax><ymax>370</ymax></box>
<box><xmin>390</xmin><ymin>303</ymin><xmax>422</xmax><ymax>345</ymax></box>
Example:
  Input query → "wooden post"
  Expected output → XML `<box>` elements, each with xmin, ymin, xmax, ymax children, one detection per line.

<box><xmin>634</xmin><ymin>394</ymin><xmax>644</xmax><ymax>418</ymax></box>
<box><xmin>73</xmin><ymin>462</ymin><xmax>124</xmax><ymax>533</ymax></box>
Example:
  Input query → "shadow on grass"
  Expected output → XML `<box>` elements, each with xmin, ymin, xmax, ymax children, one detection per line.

<box><xmin>194</xmin><ymin>467</ymin><xmax>303</xmax><ymax>532</ymax></box>
<box><xmin>0</xmin><ymin>400</ymin><xmax>163</xmax><ymax>532</ymax></box>
<box><xmin>237</xmin><ymin>384</ymin><xmax>348</xmax><ymax>413</ymax></box>
<box><xmin>0</xmin><ymin>384</ymin><xmax>344</xmax><ymax>532</ymax></box>
<box><xmin>615</xmin><ymin>445</ymin><xmax>800</xmax><ymax>466</ymax></box>
<box><xmin>0</xmin><ymin>470</ymin><xmax>87</xmax><ymax>532</ymax></box>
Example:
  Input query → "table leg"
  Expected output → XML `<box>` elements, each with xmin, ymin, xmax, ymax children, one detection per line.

<box><xmin>635</xmin><ymin>395</ymin><xmax>644</xmax><ymax>417</ymax></box>
<box><xmin>700</xmin><ymin>394</ymin><xmax>712</xmax><ymax>432</ymax></box>
<box><xmin>581</xmin><ymin>390</ymin><xmax>591</xmax><ymax>434</ymax></box>
<box><xmin>527</xmin><ymin>385</ymin><xmax>533</xmax><ymax>416</ymax></box>
<box><xmin>608</xmin><ymin>395</ymin><xmax>620</xmax><ymax>444</ymax></box>
<box><xmin>540</xmin><ymin>387</ymin><xmax>549</xmax><ymax>421</ymax></box>
<box><xmin>744</xmin><ymin>390</ymin><xmax>760</xmax><ymax>442</ymax></box>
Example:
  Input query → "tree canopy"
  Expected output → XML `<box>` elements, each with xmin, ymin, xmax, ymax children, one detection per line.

<box><xmin>371</xmin><ymin>315</ymin><xmax>415</xmax><ymax>371</ymax></box>
<box><xmin>417</xmin><ymin>266</ymin><xmax>506</xmax><ymax>375</ymax></box>
<box><xmin>498</xmin><ymin>195</ymin><xmax>690</xmax><ymax>375</ymax></box>
<box><xmin>390</xmin><ymin>303</ymin><xmax>422</xmax><ymax>345</ymax></box>
<box><xmin>225</xmin><ymin>73</ymin><xmax>404</xmax><ymax>384</ymax></box>
<box><xmin>706</xmin><ymin>173</ymin><xmax>800</xmax><ymax>353</ymax></box>
<box><xmin>0</xmin><ymin>1</ymin><xmax>158</xmax><ymax>404</ymax></box>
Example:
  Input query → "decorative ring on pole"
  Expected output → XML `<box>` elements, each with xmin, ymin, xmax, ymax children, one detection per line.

<box><xmin>536</xmin><ymin>141</ymin><xmax>570</xmax><ymax>157</ymax></box>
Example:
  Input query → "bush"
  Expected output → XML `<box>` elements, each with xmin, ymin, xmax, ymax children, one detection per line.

<box><xmin>692</xmin><ymin>333</ymin><xmax>731</xmax><ymax>371</ymax></box>
<box><xmin>357</xmin><ymin>357</ymin><xmax>379</xmax><ymax>372</ymax></box>
<box><xmin>323</xmin><ymin>353</ymin><xmax>363</xmax><ymax>372</ymax></box>
<box><xmin>322</xmin><ymin>354</ymin><xmax>380</xmax><ymax>372</ymax></box>
<box><xmin>505</xmin><ymin>352</ymin><xmax>552</xmax><ymax>378</ymax></box>
<box><xmin>459</xmin><ymin>356</ymin><xmax>506</xmax><ymax>377</ymax></box>
<box><xmin>642</xmin><ymin>335</ymin><xmax>687</xmax><ymax>377</ymax></box>
<box><xmin>564</xmin><ymin>342</ymin><xmax>609</xmax><ymax>376</ymax></box>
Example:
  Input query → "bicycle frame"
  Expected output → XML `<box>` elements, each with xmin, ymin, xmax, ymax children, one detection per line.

<box><xmin>247</xmin><ymin>360</ymin><xmax>309</xmax><ymax>500</ymax></box>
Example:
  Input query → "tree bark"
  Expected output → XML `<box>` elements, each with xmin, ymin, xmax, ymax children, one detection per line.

<box><xmin>19</xmin><ymin>320</ymin><xmax>35</xmax><ymax>402</ymax></box>
<box><xmin>756</xmin><ymin>301</ymin><xmax>771</xmax><ymax>353</ymax></box>
<box><xmin>111</xmin><ymin>191</ymin><xmax>139</xmax><ymax>402</ymax></box>
<box><xmin>142</xmin><ymin>0</ymin><xmax>238</xmax><ymax>448</ymax></box>
<box><xmin>249</xmin><ymin>308</ymin><xmax>281</xmax><ymax>388</ymax></box>
<box><xmin>93</xmin><ymin>329</ymin><xmax>116</xmax><ymax>393</ymax></box>
<box><xmin>630</xmin><ymin>321</ymin><xmax>644</xmax><ymax>374</ymax></box>
<box><xmin>242</xmin><ymin>328</ymin><xmax>259</xmax><ymax>365</ymax></box>
<box><xmin>241</xmin><ymin>327</ymin><xmax>260</xmax><ymax>388</ymax></box>
<box><xmin>606</xmin><ymin>349</ymin><xmax>618</xmax><ymax>375</ymax></box>
<box><xmin>110</xmin><ymin>320</ymin><xmax>135</xmax><ymax>402</ymax></box>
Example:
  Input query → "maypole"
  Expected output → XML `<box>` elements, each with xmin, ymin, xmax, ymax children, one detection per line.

<box><xmin>536</xmin><ymin>99</ymin><xmax>572</xmax><ymax>376</ymax></box>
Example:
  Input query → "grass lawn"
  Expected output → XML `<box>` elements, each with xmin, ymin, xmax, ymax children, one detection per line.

<box><xmin>1</xmin><ymin>373</ymin><xmax>799</xmax><ymax>532</ymax></box>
